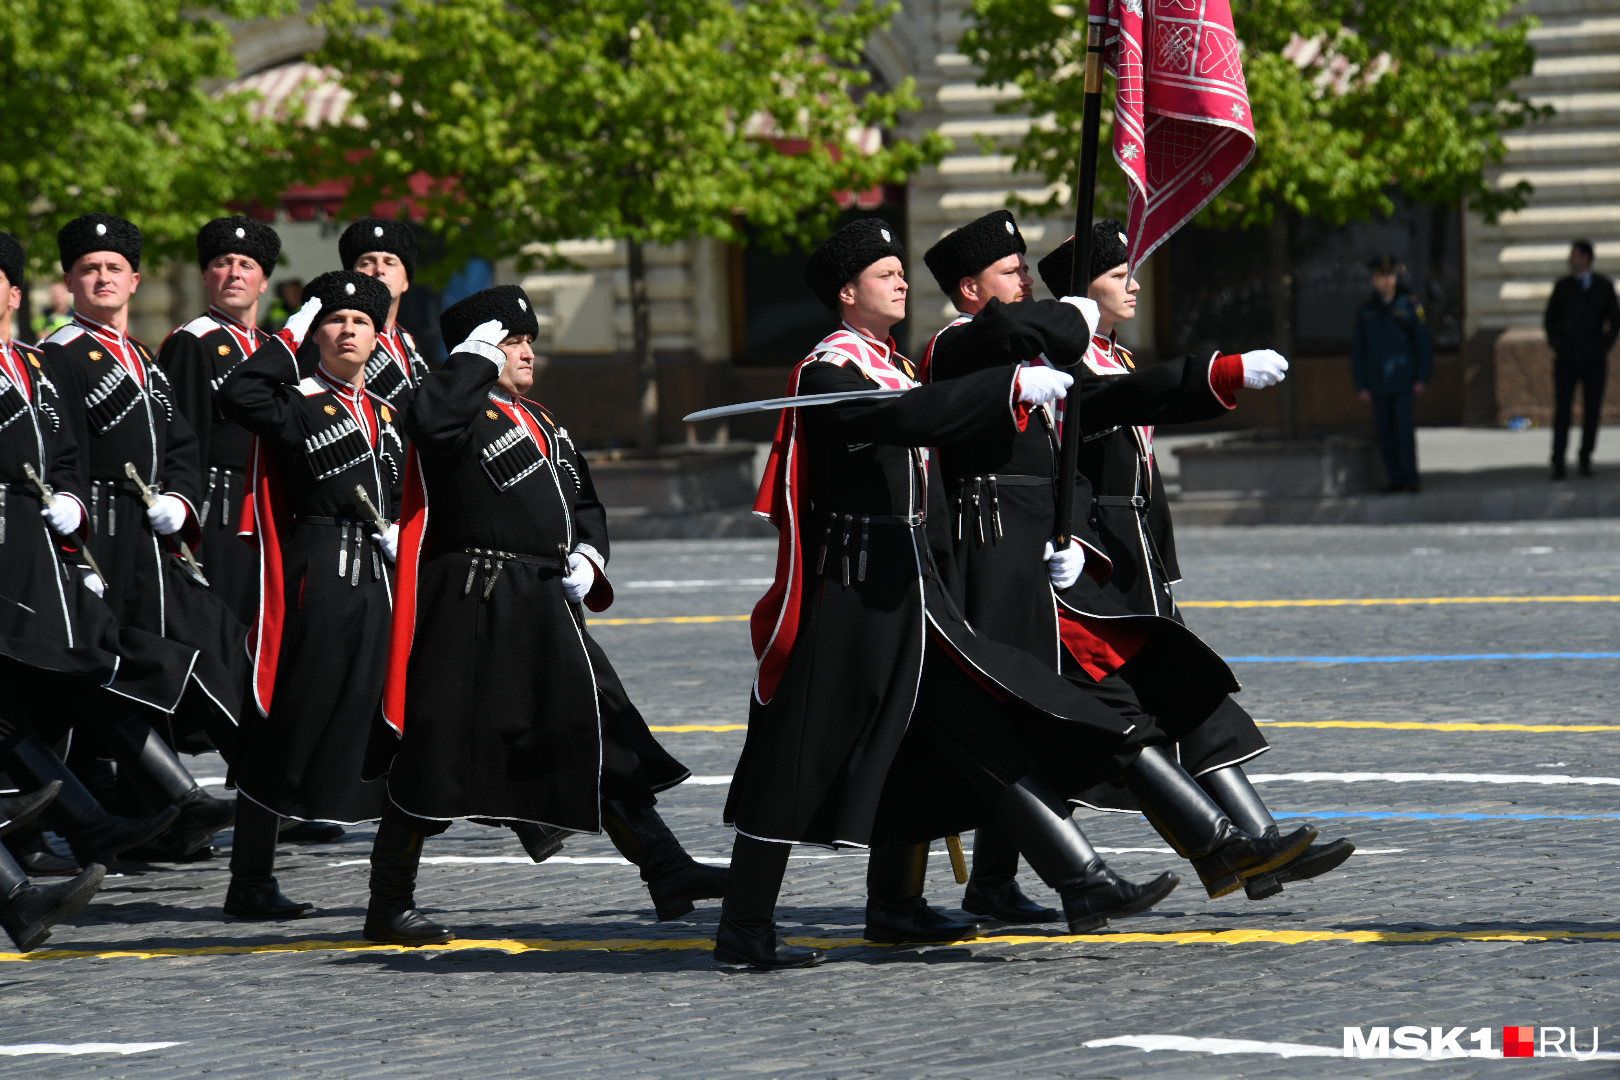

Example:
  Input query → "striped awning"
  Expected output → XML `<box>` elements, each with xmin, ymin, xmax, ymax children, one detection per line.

<box><xmin>227</xmin><ymin>61</ymin><xmax>353</xmax><ymax>127</ymax></box>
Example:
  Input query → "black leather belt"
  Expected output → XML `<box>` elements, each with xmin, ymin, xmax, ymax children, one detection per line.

<box><xmin>1093</xmin><ymin>495</ymin><xmax>1149</xmax><ymax>510</ymax></box>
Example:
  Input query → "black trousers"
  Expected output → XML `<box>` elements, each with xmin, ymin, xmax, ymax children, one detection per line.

<box><xmin>1552</xmin><ymin>360</ymin><xmax>1608</xmax><ymax>466</ymax></box>
<box><xmin>1370</xmin><ymin>390</ymin><xmax>1418</xmax><ymax>488</ymax></box>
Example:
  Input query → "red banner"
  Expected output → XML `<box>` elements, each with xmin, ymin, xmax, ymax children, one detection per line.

<box><xmin>1090</xmin><ymin>0</ymin><xmax>1256</xmax><ymax>266</ymax></box>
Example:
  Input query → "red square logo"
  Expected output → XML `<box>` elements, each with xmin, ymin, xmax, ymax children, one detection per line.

<box><xmin>1503</xmin><ymin>1026</ymin><xmax>1536</xmax><ymax>1058</ymax></box>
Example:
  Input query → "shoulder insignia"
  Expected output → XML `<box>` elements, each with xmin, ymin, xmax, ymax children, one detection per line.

<box><xmin>30</xmin><ymin>356</ymin><xmax>41</xmax><ymax>369</ymax></box>
<box><xmin>43</xmin><ymin>325</ymin><xmax>85</xmax><ymax>346</ymax></box>
<box><xmin>88</xmin><ymin>350</ymin><xmax>102</xmax><ymax>361</ymax></box>
<box><xmin>180</xmin><ymin>315</ymin><xmax>221</xmax><ymax>339</ymax></box>
<box><xmin>380</xmin><ymin>405</ymin><xmax>392</xmax><ymax>423</ymax></box>
<box><xmin>485</xmin><ymin>409</ymin><xmax>500</xmax><ymax>420</ymax></box>
<box><xmin>1414</xmin><ymin>304</ymin><xmax>1426</xmax><ymax>322</ymax></box>
<box><xmin>323</xmin><ymin>404</ymin><xmax>338</xmax><ymax>415</ymax></box>
<box><xmin>295</xmin><ymin>377</ymin><xmax>326</xmax><ymax>398</ymax></box>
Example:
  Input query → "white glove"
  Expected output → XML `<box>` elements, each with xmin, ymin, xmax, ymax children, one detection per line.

<box><xmin>283</xmin><ymin>297</ymin><xmax>323</xmax><ymax>349</ymax></box>
<box><xmin>1015</xmin><ymin>366</ymin><xmax>1074</xmax><ymax>407</ymax></box>
<box><xmin>41</xmin><ymin>497</ymin><xmax>83</xmax><ymax>536</ymax></box>
<box><xmin>454</xmin><ymin>319</ymin><xmax>509</xmax><ymax>371</ymax></box>
<box><xmin>1240</xmin><ymin>349</ymin><xmax>1289</xmax><ymax>389</ymax></box>
<box><xmin>1059</xmin><ymin>295</ymin><xmax>1101</xmax><ymax>340</ymax></box>
<box><xmin>1043</xmin><ymin>539</ymin><xmax>1085</xmax><ymax>591</ymax></box>
<box><xmin>82</xmin><ymin>569</ymin><xmax>106</xmax><ymax>597</ymax></box>
<box><xmin>372</xmin><ymin>523</ymin><xmax>399</xmax><ymax>564</ymax></box>
<box><xmin>562</xmin><ymin>550</ymin><xmax>596</xmax><ymax>604</ymax></box>
<box><xmin>147</xmin><ymin>493</ymin><xmax>188</xmax><ymax>536</ymax></box>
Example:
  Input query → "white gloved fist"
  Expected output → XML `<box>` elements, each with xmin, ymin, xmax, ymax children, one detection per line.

<box><xmin>562</xmin><ymin>550</ymin><xmax>596</xmax><ymax>604</ymax></box>
<box><xmin>1043</xmin><ymin>539</ymin><xmax>1085</xmax><ymax>591</ymax></box>
<box><xmin>283</xmin><ymin>296</ymin><xmax>324</xmax><ymax>349</ymax></box>
<box><xmin>1059</xmin><ymin>296</ymin><xmax>1101</xmax><ymax>341</ymax></box>
<box><xmin>372</xmin><ymin>523</ymin><xmax>399</xmax><ymax>564</ymax></box>
<box><xmin>1240</xmin><ymin>349</ymin><xmax>1289</xmax><ymax>389</ymax></box>
<box><xmin>41</xmin><ymin>497</ymin><xmax>83</xmax><ymax>536</ymax></box>
<box><xmin>147</xmin><ymin>493</ymin><xmax>188</xmax><ymax>536</ymax></box>
<box><xmin>1015</xmin><ymin>366</ymin><xmax>1074</xmax><ymax>407</ymax></box>
<box><xmin>82</xmin><ymin>569</ymin><xmax>106</xmax><ymax>597</ymax></box>
<box><xmin>454</xmin><ymin>318</ymin><xmax>509</xmax><ymax>371</ymax></box>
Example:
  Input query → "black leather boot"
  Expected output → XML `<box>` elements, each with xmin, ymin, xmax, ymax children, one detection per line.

<box><xmin>713</xmin><ymin>834</ymin><xmax>821</xmax><ymax>970</ymax></box>
<box><xmin>509</xmin><ymin>821</ymin><xmax>572</xmax><ymax>864</ymax></box>
<box><xmin>996</xmin><ymin>777</ymin><xmax>1179</xmax><ymax>932</ymax></box>
<box><xmin>225</xmin><ymin>799</ymin><xmax>313</xmax><ymax>920</ymax></box>
<box><xmin>0</xmin><ymin>844</ymin><xmax>106</xmax><ymax>952</ymax></box>
<box><xmin>0</xmin><ymin>782</ymin><xmax>62</xmax><ymax>838</ymax></box>
<box><xmin>864</xmin><ymin>842</ymin><xmax>982</xmax><ymax>943</ymax></box>
<box><xmin>602</xmin><ymin>799</ymin><xmax>728</xmax><ymax>921</ymax></box>
<box><xmin>1197</xmin><ymin>765</ymin><xmax>1356</xmax><ymax>899</ymax></box>
<box><xmin>4</xmin><ymin>826</ymin><xmax>82</xmax><ymax>876</ymax></box>
<box><xmin>107</xmin><ymin>719</ymin><xmax>234</xmax><ymax>856</ymax></box>
<box><xmin>364</xmin><ymin>809</ymin><xmax>454</xmax><ymax>945</ymax></box>
<box><xmin>961</xmin><ymin>822</ymin><xmax>1059</xmax><ymax>924</ymax></box>
<box><xmin>1123</xmin><ymin>746</ymin><xmax>1316</xmax><ymax>899</ymax></box>
<box><xmin>10</xmin><ymin>737</ymin><xmax>179</xmax><ymax>866</ymax></box>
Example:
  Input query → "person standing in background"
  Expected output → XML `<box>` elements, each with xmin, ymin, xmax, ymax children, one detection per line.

<box><xmin>34</xmin><ymin>281</ymin><xmax>72</xmax><ymax>343</ymax></box>
<box><xmin>1351</xmin><ymin>255</ymin><xmax>1432</xmax><ymax>494</ymax></box>
<box><xmin>1544</xmin><ymin>240</ymin><xmax>1620</xmax><ymax>479</ymax></box>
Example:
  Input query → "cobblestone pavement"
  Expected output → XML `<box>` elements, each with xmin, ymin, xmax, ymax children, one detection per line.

<box><xmin>6</xmin><ymin>521</ymin><xmax>1620</xmax><ymax>1077</ymax></box>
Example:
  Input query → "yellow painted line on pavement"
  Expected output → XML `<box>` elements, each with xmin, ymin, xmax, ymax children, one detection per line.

<box><xmin>648</xmin><ymin>724</ymin><xmax>748</xmax><ymax>733</ymax></box>
<box><xmin>1258</xmin><ymin>719</ymin><xmax>1620</xmax><ymax>734</ymax></box>
<box><xmin>7</xmin><ymin>927</ymin><xmax>1620</xmax><ymax>964</ymax></box>
<box><xmin>1181</xmin><ymin>595</ymin><xmax>1620</xmax><ymax>609</ymax></box>
<box><xmin>591</xmin><ymin>596</ymin><xmax>1620</xmax><ymax>628</ymax></box>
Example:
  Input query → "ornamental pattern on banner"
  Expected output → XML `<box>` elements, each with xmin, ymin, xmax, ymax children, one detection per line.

<box><xmin>1091</xmin><ymin>0</ymin><xmax>1256</xmax><ymax>266</ymax></box>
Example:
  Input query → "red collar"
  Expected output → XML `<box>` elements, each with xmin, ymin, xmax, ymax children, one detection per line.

<box><xmin>207</xmin><ymin>306</ymin><xmax>263</xmax><ymax>354</ymax></box>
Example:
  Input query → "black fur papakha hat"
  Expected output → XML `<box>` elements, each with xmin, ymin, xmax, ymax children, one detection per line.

<box><xmin>923</xmin><ymin>210</ymin><xmax>1027</xmax><ymax>297</ymax></box>
<box><xmin>58</xmin><ymin>213</ymin><xmax>143</xmax><ymax>273</ymax></box>
<box><xmin>197</xmin><ymin>216</ymin><xmax>282</xmax><ymax>275</ymax></box>
<box><xmin>0</xmin><ymin>232</ymin><xmax>24</xmax><ymax>288</ymax></box>
<box><xmin>301</xmin><ymin>270</ymin><xmax>393</xmax><ymax>330</ymax></box>
<box><xmin>804</xmin><ymin>218</ymin><xmax>905</xmax><ymax>310</ymax></box>
<box><xmin>440</xmin><ymin>285</ymin><xmax>541</xmax><ymax>349</ymax></box>
<box><xmin>339</xmin><ymin>218</ymin><xmax>417</xmax><ymax>280</ymax></box>
<box><xmin>1035</xmin><ymin>219</ymin><xmax>1130</xmax><ymax>298</ymax></box>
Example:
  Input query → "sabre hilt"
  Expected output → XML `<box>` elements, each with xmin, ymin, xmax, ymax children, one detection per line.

<box><xmin>353</xmin><ymin>486</ymin><xmax>391</xmax><ymax>535</ymax></box>
<box><xmin>26</xmin><ymin>463</ymin><xmax>108</xmax><ymax>582</ymax></box>
<box><xmin>124</xmin><ymin>461</ymin><xmax>209</xmax><ymax>587</ymax></box>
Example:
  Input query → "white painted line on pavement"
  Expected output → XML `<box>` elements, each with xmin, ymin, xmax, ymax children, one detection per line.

<box><xmin>685</xmin><ymin>775</ymin><xmax>733</xmax><ymax>784</ymax></box>
<box><xmin>1250</xmin><ymin>771</ymin><xmax>1620</xmax><ymax>786</ymax></box>
<box><xmin>0</xmin><ymin>1043</ymin><xmax>183</xmax><ymax>1057</ymax></box>
<box><xmin>620</xmin><ymin>578</ymin><xmax>774</xmax><ymax>589</ymax></box>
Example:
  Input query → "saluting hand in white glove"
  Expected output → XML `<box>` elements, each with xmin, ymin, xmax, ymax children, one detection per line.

<box><xmin>455</xmin><ymin>319</ymin><xmax>510</xmax><ymax>370</ymax></box>
<box><xmin>562</xmin><ymin>551</ymin><xmax>596</xmax><ymax>604</ymax></box>
<box><xmin>282</xmin><ymin>297</ymin><xmax>324</xmax><ymax>350</ymax></box>
<box><xmin>1015</xmin><ymin>366</ymin><xmax>1074</xmax><ymax>407</ymax></box>
<box><xmin>1059</xmin><ymin>296</ymin><xmax>1101</xmax><ymax>341</ymax></box>
<box><xmin>41</xmin><ymin>497</ymin><xmax>83</xmax><ymax>537</ymax></box>
<box><xmin>1240</xmin><ymin>349</ymin><xmax>1289</xmax><ymax>389</ymax></box>
<box><xmin>146</xmin><ymin>493</ymin><xmax>188</xmax><ymax>536</ymax></box>
<box><xmin>373</xmin><ymin>523</ymin><xmax>400</xmax><ymax>564</ymax></box>
<box><xmin>1043</xmin><ymin>539</ymin><xmax>1085</xmax><ymax>591</ymax></box>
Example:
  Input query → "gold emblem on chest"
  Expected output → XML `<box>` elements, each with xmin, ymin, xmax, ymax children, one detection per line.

<box><xmin>218</xmin><ymin>344</ymin><xmax>232</xmax><ymax>356</ymax></box>
<box><xmin>323</xmin><ymin>404</ymin><xmax>338</xmax><ymax>416</ymax></box>
<box><xmin>485</xmin><ymin>409</ymin><xmax>500</xmax><ymax>420</ymax></box>
<box><xmin>88</xmin><ymin>350</ymin><xmax>102</xmax><ymax>361</ymax></box>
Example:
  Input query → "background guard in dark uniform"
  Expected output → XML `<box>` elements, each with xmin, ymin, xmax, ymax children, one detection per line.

<box><xmin>364</xmin><ymin>286</ymin><xmax>723</xmax><ymax>946</ymax></box>
<box><xmin>719</xmin><ymin>220</ymin><xmax>1317</xmax><ymax>970</ymax></box>
<box><xmin>158</xmin><ymin>216</ymin><xmax>281</xmax><ymax>625</ymax></box>
<box><xmin>1351</xmin><ymin>255</ymin><xmax>1432</xmax><ymax>493</ymax></box>
<box><xmin>215</xmin><ymin>272</ymin><xmax>402</xmax><ymax>919</ymax></box>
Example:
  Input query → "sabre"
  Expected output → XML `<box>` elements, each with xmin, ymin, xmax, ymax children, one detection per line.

<box><xmin>1052</xmin><ymin>13</ymin><xmax>1109</xmax><ymax>551</ymax></box>
<box><xmin>683</xmin><ymin>387</ymin><xmax>909</xmax><ymax>423</ymax></box>
<box><xmin>123</xmin><ymin>462</ymin><xmax>209</xmax><ymax>586</ymax></box>
<box><xmin>945</xmin><ymin>835</ymin><xmax>969</xmax><ymax>885</ymax></box>
<box><xmin>22</xmin><ymin>463</ymin><xmax>106</xmax><ymax>582</ymax></box>
<box><xmin>353</xmin><ymin>485</ymin><xmax>391</xmax><ymax>535</ymax></box>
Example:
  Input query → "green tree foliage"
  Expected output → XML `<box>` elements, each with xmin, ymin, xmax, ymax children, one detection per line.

<box><xmin>313</xmin><ymin>0</ymin><xmax>946</xmax><ymax>450</ymax></box>
<box><xmin>0</xmin><ymin>0</ymin><xmax>296</xmax><ymax>275</ymax></box>
<box><xmin>962</xmin><ymin>0</ymin><xmax>1544</xmax><ymax>227</ymax></box>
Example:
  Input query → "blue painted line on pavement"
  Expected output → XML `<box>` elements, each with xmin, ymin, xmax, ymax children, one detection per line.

<box><xmin>1272</xmin><ymin>810</ymin><xmax>1620</xmax><ymax>821</ymax></box>
<box><xmin>1228</xmin><ymin>652</ymin><xmax>1620</xmax><ymax>664</ymax></box>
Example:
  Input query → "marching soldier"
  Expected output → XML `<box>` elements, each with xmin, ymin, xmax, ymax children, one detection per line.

<box><xmin>215</xmin><ymin>271</ymin><xmax>403</xmax><ymax>918</ymax></box>
<box><xmin>39</xmin><ymin>214</ymin><xmax>248</xmax><ymax>750</ymax></box>
<box><xmin>336</xmin><ymin>218</ymin><xmax>429</xmax><ymax>411</ymax></box>
<box><xmin>718</xmin><ymin>218</ymin><xmax>1316</xmax><ymax>970</ymax></box>
<box><xmin>158</xmin><ymin>216</ymin><xmax>281</xmax><ymax>625</ymax></box>
<box><xmin>364</xmin><ymin>285</ymin><xmax>723</xmax><ymax>945</ymax></box>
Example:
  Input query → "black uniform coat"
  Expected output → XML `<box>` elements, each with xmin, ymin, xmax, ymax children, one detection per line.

<box><xmin>727</xmin><ymin>328</ymin><xmax>1147</xmax><ymax>850</ymax></box>
<box><xmin>41</xmin><ymin>314</ymin><xmax>247</xmax><ymax>736</ymax></box>
<box><xmin>372</xmin><ymin>349</ymin><xmax>687</xmax><ymax>830</ymax></box>
<box><xmin>157</xmin><ymin>308</ymin><xmax>268</xmax><ymax>625</ymax></box>
<box><xmin>216</xmin><ymin>337</ymin><xmax>401</xmax><ymax>823</ymax></box>
<box><xmin>1543</xmin><ymin>273</ymin><xmax>1620</xmax><ymax>370</ymax></box>
<box><xmin>0</xmin><ymin>339</ymin><xmax>196</xmax><ymax>721</ymax></box>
